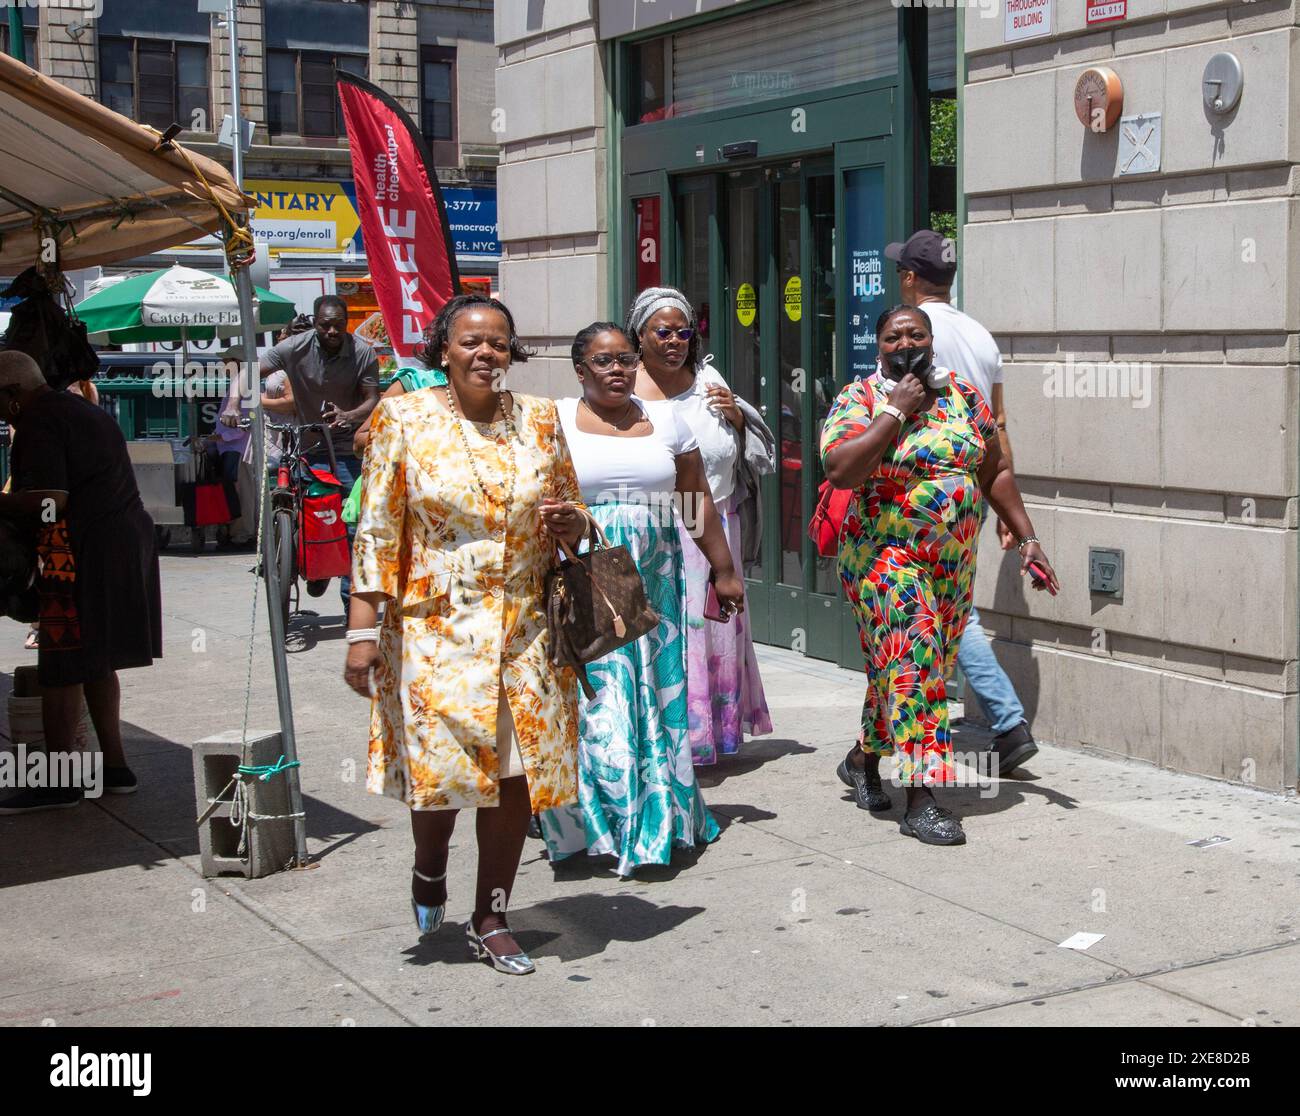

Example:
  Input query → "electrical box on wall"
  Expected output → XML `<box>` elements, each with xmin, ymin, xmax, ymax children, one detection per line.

<box><xmin>1089</xmin><ymin>548</ymin><xmax>1124</xmax><ymax>596</ymax></box>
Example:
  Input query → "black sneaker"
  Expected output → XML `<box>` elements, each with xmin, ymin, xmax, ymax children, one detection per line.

<box><xmin>0</xmin><ymin>786</ymin><xmax>83</xmax><ymax>815</ymax></box>
<box><xmin>306</xmin><ymin>579</ymin><xmax>329</xmax><ymax>598</ymax></box>
<box><xmin>836</xmin><ymin>747</ymin><xmax>892</xmax><ymax>811</ymax></box>
<box><xmin>103</xmin><ymin>766</ymin><xmax>138</xmax><ymax>795</ymax></box>
<box><xmin>990</xmin><ymin>722</ymin><xmax>1038</xmax><ymax>776</ymax></box>
<box><xmin>899</xmin><ymin>802</ymin><xmax>966</xmax><ymax>846</ymax></box>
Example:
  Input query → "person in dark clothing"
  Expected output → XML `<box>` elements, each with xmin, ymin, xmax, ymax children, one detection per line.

<box><xmin>0</xmin><ymin>351</ymin><xmax>162</xmax><ymax>814</ymax></box>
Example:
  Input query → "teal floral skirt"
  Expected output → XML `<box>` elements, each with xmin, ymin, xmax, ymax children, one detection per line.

<box><xmin>538</xmin><ymin>499</ymin><xmax>719</xmax><ymax>876</ymax></box>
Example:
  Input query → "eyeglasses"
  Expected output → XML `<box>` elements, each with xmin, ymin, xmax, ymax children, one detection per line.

<box><xmin>584</xmin><ymin>353</ymin><xmax>640</xmax><ymax>370</ymax></box>
<box><xmin>652</xmin><ymin>327</ymin><xmax>695</xmax><ymax>341</ymax></box>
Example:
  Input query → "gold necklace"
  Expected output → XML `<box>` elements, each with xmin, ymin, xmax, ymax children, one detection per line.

<box><xmin>444</xmin><ymin>385</ymin><xmax>517</xmax><ymax>515</ymax></box>
<box><xmin>580</xmin><ymin>396</ymin><xmax>638</xmax><ymax>431</ymax></box>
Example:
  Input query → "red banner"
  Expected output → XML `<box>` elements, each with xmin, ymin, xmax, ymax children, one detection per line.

<box><xmin>337</xmin><ymin>73</ymin><xmax>460</xmax><ymax>357</ymax></box>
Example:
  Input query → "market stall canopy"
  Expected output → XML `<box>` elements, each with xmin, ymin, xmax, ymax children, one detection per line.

<box><xmin>75</xmin><ymin>265</ymin><xmax>296</xmax><ymax>343</ymax></box>
<box><xmin>0</xmin><ymin>53</ymin><xmax>251</xmax><ymax>274</ymax></box>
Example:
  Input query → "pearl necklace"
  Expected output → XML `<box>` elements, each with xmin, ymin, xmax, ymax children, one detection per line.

<box><xmin>444</xmin><ymin>385</ymin><xmax>517</xmax><ymax>517</ymax></box>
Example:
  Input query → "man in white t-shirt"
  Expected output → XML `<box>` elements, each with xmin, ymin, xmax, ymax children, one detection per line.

<box><xmin>885</xmin><ymin>229</ymin><xmax>1038</xmax><ymax>777</ymax></box>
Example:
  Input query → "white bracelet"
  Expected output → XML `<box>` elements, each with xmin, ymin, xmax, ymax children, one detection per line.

<box><xmin>879</xmin><ymin>404</ymin><xmax>905</xmax><ymax>425</ymax></box>
<box><xmin>345</xmin><ymin>628</ymin><xmax>379</xmax><ymax>644</ymax></box>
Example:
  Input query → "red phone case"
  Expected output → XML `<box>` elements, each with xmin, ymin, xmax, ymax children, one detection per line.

<box><xmin>704</xmin><ymin>581</ymin><xmax>729</xmax><ymax>623</ymax></box>
<box><xmin>1027</xmin><ymin>560</ymin><xmax>1057</xmax><ymax>596</ymax></box>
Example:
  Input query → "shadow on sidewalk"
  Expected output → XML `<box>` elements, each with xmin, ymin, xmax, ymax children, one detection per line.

<box><xmin>695</xmin><ymin>737</ymin><xmax>815</xmax><ymax>790</ymax></box>
<box><xmin>399</xmin><ymin>891</ymin><xmax>706</xmax><ymax>967</ymax></box>
<box><xmin>0</xmin><ymin>718</ymin><xmax>381</xmax><ymax>888</ymax></box>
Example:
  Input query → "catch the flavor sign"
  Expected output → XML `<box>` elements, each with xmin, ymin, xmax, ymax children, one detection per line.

<box><xmin>1005</xmin><ymin>0</ymin><xmax>1052</xmax><ymax>42</ymax></box>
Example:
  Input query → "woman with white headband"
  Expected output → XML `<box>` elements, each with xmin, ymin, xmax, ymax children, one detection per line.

<box><xmin>627</xmin><ymin>286</ymin><xmax>774</xmax><ymax>766</ymax></box>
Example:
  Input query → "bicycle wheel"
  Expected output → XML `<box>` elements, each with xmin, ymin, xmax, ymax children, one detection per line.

<box><xmin>271</xmin><ymin>506</ymin><xmax>295</xmax><ymax>630</ymax></box>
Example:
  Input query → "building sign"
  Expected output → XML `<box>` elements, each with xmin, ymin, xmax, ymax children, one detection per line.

<box><xmin>246</xmin><ymin>180</ymin><xmax>362</xmax><ymax>255</ymax></box>
<box><xmin>1004</xmin><ymin>0</ymin><xmax>1052</xmax><ymax>42</ymax></box>
<box><xmin>442</xmin><ymin>187</ymin><xmax>500</xmax><ymax>257</ymax></box>
<box><xmin>844</xmin><ymin>165</ymin><xmax>887</xmax><ymax>377</ymax></box>
<box><xmin>1086</xmin><ymin>0</ymin><xmax>1126</xmax><ymax>25</ymax></box>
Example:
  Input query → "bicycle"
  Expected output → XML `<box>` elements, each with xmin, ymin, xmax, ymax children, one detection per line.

<box><xmin>261</xmin><ymin>419</ymin><xmax>341</xmax><ymax>633</ymax></box>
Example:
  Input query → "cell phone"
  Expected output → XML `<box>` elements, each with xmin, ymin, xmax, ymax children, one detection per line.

<box><xmin>704</xmin><ymin>581</ymin><xmax>730</xmax><ymax>623</ymax></box>
<box><xmin>1027</xmin><ymin>560</ymin><xmax>1057</xmax><ymax>596</ymax></box>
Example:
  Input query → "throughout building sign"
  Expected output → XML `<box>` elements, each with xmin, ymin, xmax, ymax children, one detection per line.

<box><xmin>1005</xmin><ymin>0</ymin><xmax>1053</xmax><ymax>42</ymax></box>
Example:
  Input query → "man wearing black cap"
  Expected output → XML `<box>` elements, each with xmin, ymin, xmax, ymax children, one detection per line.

<box><xmin>885</xmin><ymin>229</ymin><xmax>1039</xmax><ymax>777</ymax></box>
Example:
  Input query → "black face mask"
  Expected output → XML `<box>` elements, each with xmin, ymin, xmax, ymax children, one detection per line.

<box><xmin>884</xmin><ymin>346</ymin><xmax>933</xmax><ymax>381</ymax></box>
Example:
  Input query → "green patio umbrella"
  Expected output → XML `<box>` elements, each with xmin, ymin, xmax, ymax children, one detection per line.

<box><xmin>74</xmin><ymin>264</ymin><xmax>296</xmax><ymax>344</ymax></box>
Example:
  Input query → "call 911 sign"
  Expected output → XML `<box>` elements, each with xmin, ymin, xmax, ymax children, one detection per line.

<box><xmin>1005</xmin><ymin>0</ymin><xmax>1052</xmax><ymax>42</ymax></box>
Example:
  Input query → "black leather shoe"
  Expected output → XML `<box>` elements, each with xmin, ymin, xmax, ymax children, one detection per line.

<box><xmin>305</xmin><ymin>579</ymin><xmax>329</xmax><ymax>598</ymax></box>
<box><xmin>899</xmin><ymin>802</ymin><xmax>966</xmax><ymax>846</ymax></box>
<box><xmin>836</xmin><ymin>748</ymin><xmax>892</xmax><ymax>811</ymax></box>
<box><xmin>990</xmin><ymin>721</ymin><xmax>1038</xmax><ymax>776</ymax></box>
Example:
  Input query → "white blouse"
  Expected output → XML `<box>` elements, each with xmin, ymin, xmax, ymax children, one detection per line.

<box><xmin>643</xmin><ymin>363</ymin><xmax>739</xmax><ymax>505</ymax></box>
<box><xmin>557</xmin><ymin>396</ymin><xmax>698</xmax><ymax>506</ymax></box>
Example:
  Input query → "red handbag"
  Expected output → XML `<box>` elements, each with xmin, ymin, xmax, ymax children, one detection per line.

<box><xmin>808</xmin><ymin>480</ymin><xmax>854</xmax><ymax>559</ymax></box>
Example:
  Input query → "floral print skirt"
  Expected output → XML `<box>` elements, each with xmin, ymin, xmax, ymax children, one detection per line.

<box><xmin>539</xmin><ymin>501</ymin><xmax>718</xmax><ymax>876</ymax></box>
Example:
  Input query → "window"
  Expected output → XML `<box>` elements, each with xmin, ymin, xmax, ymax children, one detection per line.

<box><xmin>98</xmin><ymin>37</ymin><xmax>210</xmax><ymax>131</ymax></box>
<box><xmin>266</xmin><ymin>50</ymin><xmax>368</xmax><ymax>138</ymax></box>
<box><xmin>0</xmin><ymin>7</ymin><xmax>38</xmax><ymax>68</ymax></box>
<box><xmin>421</xmin><ymin>46</ymin><xmax>456</xmax><ymax>144</ymax></box>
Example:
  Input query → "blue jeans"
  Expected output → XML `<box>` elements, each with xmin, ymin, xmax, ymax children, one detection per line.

<box><xmin>309</xmin><ymin>451</ymin><xmax>359</xmax><ymax>614</ymax></box>
<box><xmin>956</xmin><ymin>606</ymin><xmax>1025</xmax><ymax>735</ymax></box>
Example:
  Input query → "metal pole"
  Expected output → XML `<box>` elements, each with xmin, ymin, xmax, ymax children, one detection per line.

<box><xmin>226</xmin><ymin>0</ymin><xmax>308</xmax><ymax>866</ymax></box>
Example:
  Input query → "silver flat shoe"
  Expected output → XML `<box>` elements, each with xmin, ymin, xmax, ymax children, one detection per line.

<box><xmin>411</xmin><ymin>867</ymin><xmax>447</xmax><ymax>936</ymax></box>
<box><xmin>466</xmin><ymin>922</ymin><xmax>535</xmax><ymax>975</ymax></box>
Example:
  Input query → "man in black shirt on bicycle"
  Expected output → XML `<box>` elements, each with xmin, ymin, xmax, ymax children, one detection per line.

<box><xmin>220</xmin><ymin>294</ymin><xmax>379</xmax><ymax>610</ymax></box>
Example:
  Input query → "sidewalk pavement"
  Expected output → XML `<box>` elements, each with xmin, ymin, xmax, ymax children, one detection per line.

<box><xmin>1</xmin><ymin>551</ymin><xmax>1297</xmax><ymax>1027</ymax></box>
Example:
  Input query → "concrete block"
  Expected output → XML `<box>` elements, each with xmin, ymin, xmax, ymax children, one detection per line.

<box><xmin>1053</xmin><ymin>650</ymin><xmax>1163</xmax><ymax>763</ymax></box>
<box><xmin>1050</xmin><ymin>362</ymin><xmax>1161</xmax><ymax>486</ymax></box>
<box><xmin>543</xmin><ymin>45</ymin><xmax>602</xmax><ymax>135</ymax></box>
<box><xmin>966</xmin><ymin>195</ymin><xmax>1013</xmax><ymax>222</ymax></box>
<box><xmin>1224</xmin><ymin>333</ymin><xmax>1300</xmax><ymax>363</ymax></box>
<box><xmin>962</xmin><ymin>219</ymin><xmax>1055</xmax><ymax>332</ymax></box>
<box><xmin>965</xmin><ymin>1</ymin><xmax>1012</xmax><ymax>56</ymax></box>
<box><xmin>1161</xmin><ymin>519</ymin><xmax>1296</xmax><ymax>659</ymax></box>
<box><xmin>497</xmin><ymin>0</ymin><xmax>593</xmax><ymax>46</ymax></box>
<box><xmin>1113</xmin><ymin>9</ymin><xmax>1232</xmax><ymax>53</ymax></box>
<box><xmin>1012</xmin><ymin>334</ymin><xmax>1110</xmax><ymax>361</ymax></box>
<box><xmin>1053</xmin><ymin>480</ymin><xmax>1115</xmax><ymax>509</ymax></box>
<box><xmin>545</xmin><ymin>253</ymin><xmax>604</xmax><ymax>335</ymax></box>
<box><xmin>1160</xmin><ymin>364</ymin><xmax>1295</xmax><ymax>497</ymax></box>
<box><xmin>1112</xmin><ymin>172</ymin><xmax>1227</xmax><ymax>209</ymax></box>
<box><xmin>1110</xmin><ymin>486</ymin><xmax>1224</xmax><ymax>521</ymax></box>
<box><xmin>1002</xmin><ymin>361</ymin><xmax>1055</xmax><ymax>477</ymax></box>
<box><xmin>1111</xmin><ymin>334</ymin><xmax>1224</xmax><ymax>362</ymax></box>
<box><xmin>968</xmin><ymin>50</ymin><xmax>1013</xmax><ymax>81</ymax></box>
<box><xmin>1223</xmin><ymin>495</ymin><xmax>1290</xmax><ymax>527</ymax></box>
<box><xmin>1161</xmin><ymin>675</ymin><xmax>1288</xmax><ymax>790</ymax></box>
<box><xmin>192</xmin><ymin>731</ymin><xmax>297</xmax><ymax>879</ymax></box>
<box><xmin>1227</xmin><ymin>165</ymin><xmax>1300</xmax><ymax>200</ymax></box>
<box><xmin>1053</xmin><ymin>506</ymin><xmax>1165</xmax><ymax>640</ymax></box>
<box><xmin>495</xmin><ymin>55</ymin><xmax>547</xmax><ymax>141</ymax></box>
<box><xmin>1012</xmin><ymin>184</ymin><xmax>1111</xmax><ymax>218</ymax></box>
<box><xmin>498</xmin><ymin>256</ymin><xmax>552</xmax><ymax>337</ymax></box>
<box><xmin>1054</xmin><ymin>210</ymin><xmax>1163</xmax><ymax>331</ymax></box>
<box><xmin>546</xmin><ymin>148</ymin><xmax>602</xmax><ymax>237</ymax></box>
<box><xmin>1163</xmin><ymin>199</ymin><xmax>1299</xmax><ymax>332</ymax></box>
<box><xmin>1228</xmin><ymin>0</ymin><xmax>1299</xmax><ymax>33</ymax></box>
<box><xmin>1009</xmin><ymin>614</ymin><xmax>1062</xmax><ymax>647</ymax></box>
<box><xmin>496</xmin><ymin>158</ymin><xmax>549</xmax><ymax>241</ymax></box>
<box><xmin>1223</xmin><ymin>653</ymin><xmax>1296</xmax><ymax>694</ymax></box>
<box><xmin>964</xmin><ymin>71</ymin><xmax>1057</xmax><ymax>193</ymax></box>
<box><xmin>1162</xmin><ymin>32</ymin><xmax>1296</xmax><ymax>175</ymax></box>
<box><xmin>1055</xmin><ymin>52</ymin><xmax>1165</xmax><ymax>186</ymax></box>
<box><xmin>1108</xmin><ymin>632</ymin><xmax>1225</xmax><ymax>680</ymax></box>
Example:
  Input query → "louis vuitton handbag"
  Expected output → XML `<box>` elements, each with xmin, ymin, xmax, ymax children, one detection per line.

<box><xmin>545</xmin><ymin>519</ymin><xmax>660</xmax><ymax>700</ymax></box>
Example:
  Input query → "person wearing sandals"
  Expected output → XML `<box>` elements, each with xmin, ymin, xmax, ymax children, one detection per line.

<box><xmin>343</xmin><ymin>295</ymin><xmax>590</xmax><ymax>974</ymax></box>
<box><xmin>628</xmin><ymin>287</ymin><xmax>774</xmax><ymax>766</ymax></box>
<box><xmin>820</xmin><ymin>305</ymin><xmax>1058</xmax><ymax>845</ymax></box>
<box><xmin>537</xmin><ymin>324</ymin><xmax>745</xmax><ymax>876</ymax></box>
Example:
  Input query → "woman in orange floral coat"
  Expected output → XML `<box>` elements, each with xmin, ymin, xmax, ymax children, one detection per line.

<box><xmin>344</xmin><ymin>295</ymin><xmax>589</xmax><ymax>976</ymax></box>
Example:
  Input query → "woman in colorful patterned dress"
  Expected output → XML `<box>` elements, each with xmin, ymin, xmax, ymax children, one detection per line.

<box><xmin>820</xmin><ymin>305</ymin><xmax>1058</xmax><ymax>846</ymax></box>
<box><xmin>628</xmin><ymin>287</ymin><xmax>773</xmax><ymax>766</ymax></box>
<box><xmin>343</xmin><ymin>295</ymin><xmax>591</xmax><ymax>975</ymax></box>
<box><xmin>538</xmin><ymin>324</ymin><xmax>745</xmax><ymax>876</ymax></box>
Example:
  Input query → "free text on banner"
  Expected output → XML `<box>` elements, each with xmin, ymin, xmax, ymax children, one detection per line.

<box><xmin>337</xmin><ymin>72</ymin><xmax>460</xmax><ymax>358</ymax></box>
